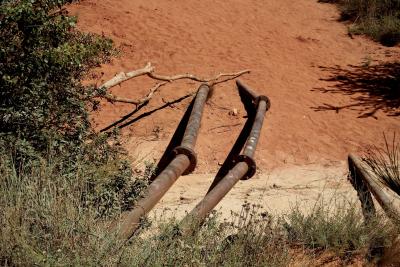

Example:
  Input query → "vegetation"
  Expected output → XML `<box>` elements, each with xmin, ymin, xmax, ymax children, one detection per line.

<box><xmin>123</xmin><ymin>207</ymin><xmax>290</xmax><ymax>267</ymax></box>
<box><xmin>0</xmin><ymin>0</ymin><xmax>143</xmax><ymax>213</ymax></box>
<box><xmin>283</xmin><ymin>198</ymin><xmax>393</xmax><ymax>257</ymax></box>
<box><xmin>2</xmin><ymin>164</ymin><xmax>397</xmax><ymax>267</ymax></box>
<box><xmin>1</xmin><ymin>0</ymin><xmax>114</xmax><ymax>154</ymax></box>
<box><xmin>364</xmin><ymin>133</ymin><xmax>400</xmax><ymax>195</ymax></box>
<box><xmin>319</xmin><ymin>0</ymin><xmax>400</xmax><ymax>46</ymax></box>
<box><xmin>0</xmin><ymin>1</ymin><xmax>147</xmax><ymax>265</ymax></box>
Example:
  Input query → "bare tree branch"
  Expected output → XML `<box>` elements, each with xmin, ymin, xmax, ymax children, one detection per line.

<box><xmin>103</xmin><ymin>82</ymin><xmax>168</xmax><ymax>106</ymax></box>
<box><xmin>148</xmin><ymin>69</ymin><xmax>250</xmax><ymax>83</ymax></box>
<box><xmin>99</xmin><ymin>62</ymin><xmax>154</xmax><ymax>90</ymax></box>
<box><xmin>137</xmin><ymin>82</ymin><xmax>168</xmax><ymax>105</ymax></box>
<box><xmin>97</xmin><ymin>63</ymin><xmax>250</xmax><ymax>106</ymax></box>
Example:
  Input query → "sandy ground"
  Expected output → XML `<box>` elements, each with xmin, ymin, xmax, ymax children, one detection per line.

<box><xmin>150</xmin><ymin>161</ymin><xmax>354</xmax><ymax>220</ymax></box>
<box><xmin>69</xmin><ymin>0</ymin><xmax>399</xmax><ymax>217</ymax></box>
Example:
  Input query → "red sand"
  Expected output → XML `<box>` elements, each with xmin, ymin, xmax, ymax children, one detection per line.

<box><xmin>69</xmin><ymin>0</ymin><xmax>399</xmax><ymax>173</ymax></box>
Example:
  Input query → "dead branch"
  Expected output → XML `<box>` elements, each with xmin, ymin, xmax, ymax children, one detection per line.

<box><xmin>99</xmin><ymin>62</ymin><xmax>154</xmax><ymax>90</ymax></box>
<box><xmin>148</xmin><ymin>69</ymin><xmax>251</xmax><ymax>83</ymax></box>
<box><xmin>103</xmin><ymin>81</ymin><xmax>168</xmax><ymax>106</ymax></box>
<box><xmin>136</xmin><ymin>82</ymin><xmax>168</xmax><ymax>105</ymax></box>
<box><xmin>348</xmin><ymin>154</ymin><xmax>400</xmax><ymax>222</ymax></box>
<box><xmin>98</xmin><ymin>62</ymin><xmax>250</xmax><ymax>106</ymax></box>
<box><xmin>208</xmin><ymin>123</ymin><xmax>241</xmax><ymax>131</ymax></box>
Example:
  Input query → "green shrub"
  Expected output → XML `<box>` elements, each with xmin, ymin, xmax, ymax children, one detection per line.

<box><xmin>0</xmin><ymin>2</ymin><xmax>148</xmax><ymax>265</ymax></box>
<box><xmin>0</xmin><ymin>152</ymin><xmax>115</xmax><ymax>266</ymax></box>
<box><xmin>319</xmin><ymin>0</ymin><xmax>400</xmax><ymax>46</ymax></box>
<box><xmin>0</xmin><ymin>0</ymin><xmax>116</xmax><ymax>159</ymax></box>
<box><xmin>0</xmin><ymin>0</ymin><xmax>143</xmax><ymax>212</ymax></box>
<box><xmin>119</xmin><ymin>201</ymin><xmax>395</xmax><ymax>266</ymax></box>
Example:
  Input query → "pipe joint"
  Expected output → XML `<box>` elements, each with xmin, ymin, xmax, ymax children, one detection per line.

<box><xmin>173</xmin><ymin>146</ymin><xmax>197</xmax><ymax>175</ymax></box>
<box><xmin>256</xmin><ymin>95</ymin><xmax>271</xmax><ymax>111</ymax></box>
<box><xmin>234</xmin><ymin>154</ymin><xmax>257</xmax><ymax>180</ymax></box>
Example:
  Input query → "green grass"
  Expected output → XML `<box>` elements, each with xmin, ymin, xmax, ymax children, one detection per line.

<box><xmin>121</xmin><ymin>207</ymin><xmax>290</xmax><ymax>267</ymax></box>
<box><xmin>0</xmin><ymin>147</ymin><xmax>148</xmax><ymax>266</ymax></box>
<box><xmin>1</xmin><ymin>153</ymin><xmax>398</xmax><ymax>267</ymax></box>
<box><xmin>319</xmin><ymin>0</ymin><xmax>400</xmax><ymax>46</ymax></box>
<box><xmin>282</xmin><ymin>198</ymin><xmax>394</xmax><ymax>258</ymax></box>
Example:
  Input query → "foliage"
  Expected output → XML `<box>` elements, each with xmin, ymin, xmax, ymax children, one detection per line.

<box><xmin>0</xmin><ymin>166</ymin><xmax>289</xmax><ymax>267</ymax></box>
<box><xmin>319</xmin><ymin>0</ymin><xmax>400</xmax><ymax>46</ymax></box>
<box><xmin>0</xmin><ymin>0</ymin><xmax>116</xmax><ymax>159</ymax></box>
<box><xmin>0</xmin><ymin>1</ymin><xmax>147</xmax><ymax>262</ymax></box>
<box><xmin>1</xmin><ymin>1</ymin><xmax>398</xmax><ymax>266</ymax></box>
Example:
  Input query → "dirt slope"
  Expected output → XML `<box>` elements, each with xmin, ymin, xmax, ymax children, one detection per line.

<box><xmin>69</xmin><ymin>0</ymin><xmax>399</xmax><ymax>216</ymax></box>
<box><xmin>70</xmin><ymin>0</ymin><xmax>398</xmax><ymax>172</ymax></box>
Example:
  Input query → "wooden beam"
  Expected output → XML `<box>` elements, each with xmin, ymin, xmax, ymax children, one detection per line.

<box><xmin>348</xmin><ymin>153</ymin><xmax>400</xmax><ymax>223</ymax></box>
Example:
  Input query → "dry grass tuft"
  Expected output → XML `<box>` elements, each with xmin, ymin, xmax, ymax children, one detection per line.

<box><xmin>364</xmin><ymin>133</ymin><xmax>400</xmax><ymax>196</ymax></box>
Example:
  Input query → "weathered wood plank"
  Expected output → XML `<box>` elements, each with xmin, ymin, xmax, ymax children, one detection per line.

<box><xmin>348</xmin><ymin>153</ymin><xmax>400</xmax><ymax>223</ymax></box>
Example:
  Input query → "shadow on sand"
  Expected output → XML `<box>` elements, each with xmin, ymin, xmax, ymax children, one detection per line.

<box><xmin>312</xmin><ymin>61</ymin><xmax>400</xmax><ymax>118</ymax></box>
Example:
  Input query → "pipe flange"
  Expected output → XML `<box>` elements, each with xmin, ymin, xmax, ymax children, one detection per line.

<box><xmin>173</xmin><ymin>146</ymin><xmax>197</xmax><ymax>175</ymax></box>
<box><xmin>256</xmin><ymin>95</ymin><xmax>271</xmax><ymax>111</ymax></box>
<box><xmin>235</xmin><ymin>154</ymin><xmax>257</xmax><ymax>180</ymax></box>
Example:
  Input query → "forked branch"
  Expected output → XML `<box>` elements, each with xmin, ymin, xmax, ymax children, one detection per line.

<box><xmin>148</xmin><ymin>69</ymin><xmax>251</xmax><ymax>83</ymax></box>
<box><xmin>98</xmin><ymin>62</ymin><xmax>250</xmax><ymax>106</ymax></box>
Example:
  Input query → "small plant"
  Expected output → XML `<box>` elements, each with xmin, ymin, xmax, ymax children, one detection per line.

<box><xmin>364</xmin><ymin>132</ymin><xmax>400</xmax><ymax>196</ymax></box>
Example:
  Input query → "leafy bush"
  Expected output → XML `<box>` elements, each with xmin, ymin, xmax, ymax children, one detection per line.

<box><xmin>319</xmin><ymin>0</ymin><xmax>400</xmax><ymax>46</ymax></box>
<box><xmin>0</xmin><ymin>0</ymin><xmax>141</xmax><ymax>209</ymax></box>
<box><xmin>0</xmin><ymin>0</ymin><xmax>115</xmax><ymax>158</ymax></box>
<box><xmin>0</xmin><ymin>2</ymin><xmax>149</xmax><ymax>265</ymax></box>
<box><xmin>1</xmin><ymin>1</ymin><xmax>398</xmax><ymax>266</ymax></box>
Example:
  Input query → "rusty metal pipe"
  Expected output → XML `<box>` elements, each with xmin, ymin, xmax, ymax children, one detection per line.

<box><xmin>243</xmin><ymin>100</ymin><xmax>267</xmax><ymax>157</ymax></box>
<box><xmin>116</xmin><ymin>155</ymin><xmax>190</xmax><ymax>239</ymax></box>
<box><xmin>114</xmin><ymin>84</ymin><xmax>211</xmax><ymax>240</ymax></box>
<box><xmin>180</xmin><ymin>94</ymin><xmax>269</xmax><ymax>232</ymax></box>
<box><xmin>181</xmin><ymin>84</ymin><xmax>210</xmax><ymax>150</ymax></box>
<box><xmin>236</xmin><ymin>79</ymin><xmax>258</xmax><ymax>101</ymax></box>
<box><xmin>206</xmin><ymin>116</ymin><xmax>255</xmax><ymax>193</ymax></box>
<box><xmin>180</xmin><ymin>162</ymin><xmax>249</xmax><ymax>230</ymax></box>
